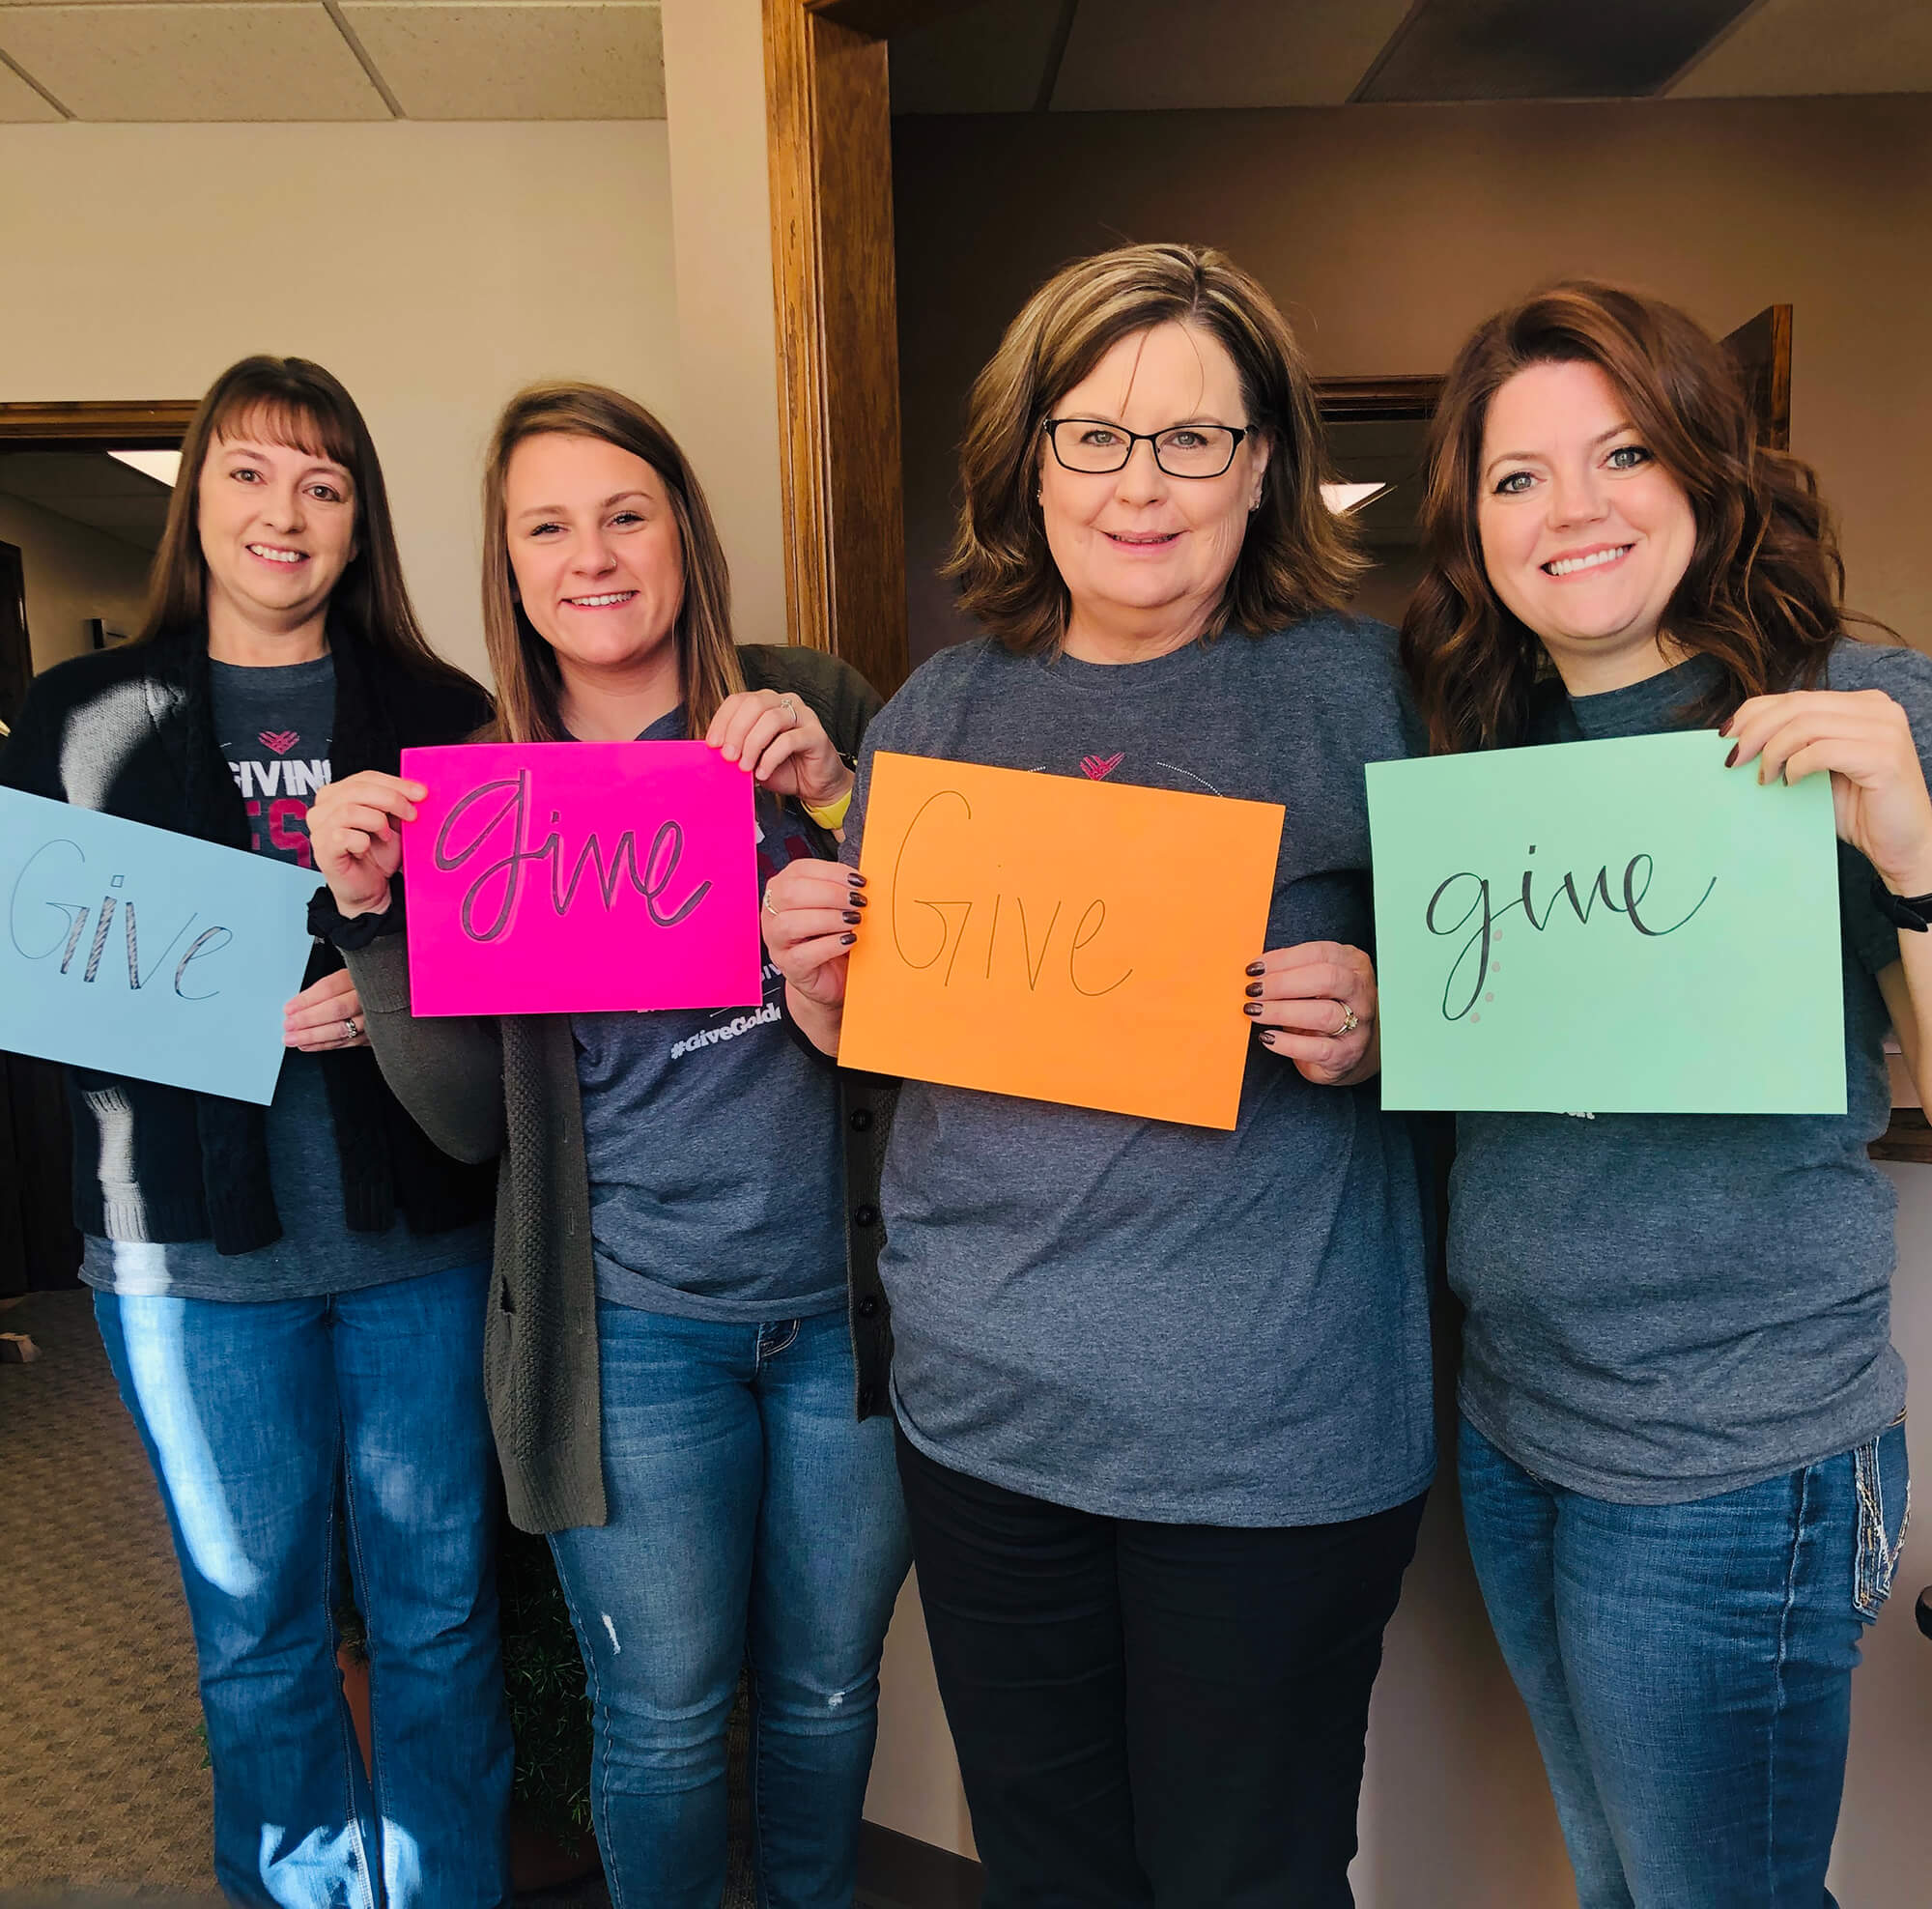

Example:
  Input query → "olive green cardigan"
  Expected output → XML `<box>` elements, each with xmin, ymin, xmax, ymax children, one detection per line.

<box><xmin>345</xmin><ymin>644</ymin><xmax>897</xmax><ymax>1534</ymax></box>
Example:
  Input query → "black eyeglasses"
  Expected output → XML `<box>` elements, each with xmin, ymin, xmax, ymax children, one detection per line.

<box><xmin>1043</xmin><ymin>417</ymin><xmax>1249</xmax><ymax>479</ymax></box>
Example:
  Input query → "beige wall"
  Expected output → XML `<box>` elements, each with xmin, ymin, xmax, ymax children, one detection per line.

<box><xmin>894</xmin><ymin>94</ymin><xmax>1932</xmax><ymax>665</ymax></box>
<box><xmin>0</xmin><ymin>120</ymin><xmax>682</xmax><ymax>684</ymax></box>
<box><xmin>0</xmin><ymin>494</ymin><xmax>151</xmax><ymax>671</ymax></box>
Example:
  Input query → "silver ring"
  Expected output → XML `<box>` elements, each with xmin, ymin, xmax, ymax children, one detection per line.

<box><xmin>342</xmin><ymin>1017</ymin><xmax>360</xmax><ymax>1040</ymax></box>
<box><xmin>779</xmin><ymin>695</ymin><xmax>798</xmax><ymax>727</ymax></box>
<box><xmin>1331</xmin><ymin>1006</ymin><xmax>1359</xmax><ymax>1039</ymax></box>
<box><xmin>762</xmin><ymin>895</ymin><xmax>779</xmax><ymax>918</ymax></box>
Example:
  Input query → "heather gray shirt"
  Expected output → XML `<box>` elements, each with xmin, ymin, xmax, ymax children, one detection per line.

<box><xmin>575</xmin><ymin>709</ymin><xmax>847</xmax><ymax>1322</ymax></box>
<box><xmin>847</xmin><ymin>622</ymin><xmax>1435</xmax><ymax>1526</ymax></box>
<box><xmin>83</xmin><ymin>655</ymin><xmax>490</xmax><ymax>1300</ymax></box>
<box><xmin>1453</xmin><ymin>641</ymin><xmax>1929</xmax><ymax>1502</ymax></box>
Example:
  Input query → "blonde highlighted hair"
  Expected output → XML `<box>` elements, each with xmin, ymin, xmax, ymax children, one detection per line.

<box><xmin>481</xmin><ymin>383</ymin><xmax>745</xmax><ymax>742</ymax></box>
<box><xmin>948</xmin><ymin>242</ymin><xmax>1363</xmax><ymax>652</ymax></box>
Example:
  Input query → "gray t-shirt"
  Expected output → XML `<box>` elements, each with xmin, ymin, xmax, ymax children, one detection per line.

<box><xmin>847</xmin><ymin>622</ymin><xmax>1435</xmax><ymax>1527</ymax></box>
<box><xmin>81</xmin><ymin>654</ymin><xmax>491</xmax><ymax>1301</ymax></box>
<box><xmin>1453</xmin><ymin>641</ymin><xmax>1930</xmax><ymax>1502</ymax></box>
<box><xmin>575</xmin><ymin>709</ymin><xmax>847</xmax><ymax>1322</ymax></box>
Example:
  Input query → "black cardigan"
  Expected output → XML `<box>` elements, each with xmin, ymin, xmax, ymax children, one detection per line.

<box><xmin>0</xmin><ymin>626</ymin><xmax>496</xmax><ymax>1254</ymax></box>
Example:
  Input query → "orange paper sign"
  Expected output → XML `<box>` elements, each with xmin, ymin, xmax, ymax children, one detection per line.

<box><xmin>838</xmin><ymin>753</ymin><xmax>1285</xmax><ymax>1128</ymax></box>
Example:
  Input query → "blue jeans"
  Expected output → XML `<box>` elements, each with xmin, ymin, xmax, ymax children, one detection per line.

<box><xmin>1460</xmin><ymin>1414</ymin><xmax>1910</xmax><ymax>1909</ymax></box>
<box><xmin>547</xmin><ymin>1303</ymin><xmax>912</xmax><ymax>1909</ymax></box>
<box><xmin>95</xmin><ymin>1263</ymin><xmax>513</xmax><ymax>1908</ymax></box>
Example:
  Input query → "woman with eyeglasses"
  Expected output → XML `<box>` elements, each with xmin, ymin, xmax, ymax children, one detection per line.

<box><xmin>307</xmin><ymin>384</ymin><xmax>911</xmax><ymax>1909</ymax></box>
<box><xmin>764</xmin><ymin>242</ymin><xmax>1434</xmax><ymax>1907</ymax></box>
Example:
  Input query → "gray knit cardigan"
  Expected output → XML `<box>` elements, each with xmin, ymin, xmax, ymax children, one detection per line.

<box><xmin>344</xmin><ymin>644</ymin><xmax>896</xmax><ymax>1533</ymax></box>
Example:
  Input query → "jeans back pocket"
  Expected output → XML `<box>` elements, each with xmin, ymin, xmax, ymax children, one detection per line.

<box><xmin>1853</xmin><ymin>1415</ymin><xmax>1911</xmax><ymax>1622</ymax></box>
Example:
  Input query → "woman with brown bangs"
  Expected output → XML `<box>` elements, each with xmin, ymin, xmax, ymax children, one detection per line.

<box><xmin>0</xmin><ymin>357</ymin><xmax>511</xmax><ymax>1904</ymax></box>
<box><xmin>308</xmin><ymin>384</ymin><xmax>910</xmax><ymax>1909</ymax></box>
<box><xmin>1403</xmin><ymin>281</ymin><xmax>1932</xmax><ymax>1907</ymax></box>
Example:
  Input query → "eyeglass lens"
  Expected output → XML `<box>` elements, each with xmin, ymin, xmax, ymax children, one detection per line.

<box><xmin>1049</xmin><ymin>420</ymin><xmax>1240</xmax><ymax>478</ymax></box>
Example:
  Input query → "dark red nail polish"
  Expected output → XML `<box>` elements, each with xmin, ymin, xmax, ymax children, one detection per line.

<box><xmin>1243</xmin><ymin>1002</ymin><xmax>1263</xmax><ymax>1016</ymax></box>
<box><xmin>1725</xmin><ymin>745</ymin><xmax>1739</xmax><ymax>768</ymax></box>
<box><xmin>1259</xmin><ymin>1030</ymin><xmax>1276</xmax><ymax>1045</ymax></box>
<box><xmin>1719</xmin><ymin>717</ymin><xmax>1733</xmax><ymax>737</ymax></box>
<box><xmin>1245</xmin><ymin>961</ymin><xmax>1265</xmax><ymax>977</ymax></box>
<box><xmin>843</xmin><ymin>910</ymin><xmax>861</xmax><ymax>925</ymax></box>
<box><xmin>850</xmin><ymin>893</ymin><xmax>868</xmax><ymax>907</ymax></box>
<box><xmin>848</xmin><ymin>871</ymin><xmax>867</xmax><ymax>887</ymax></box>
<box><xmin>839</xmin><ymin>931</ymin><xmax>857</xmax><ymax>945</ymax></box>
<box><xmin>1245</xmin><ymin>981</ymin><xmax>1264</xmax><ymax>997</ymax></box>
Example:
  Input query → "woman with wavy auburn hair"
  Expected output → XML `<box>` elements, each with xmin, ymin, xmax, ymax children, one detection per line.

<box><xmin>310</xmin><ymin>383</ymin><xmax>910</xmax><ymax>1909</ymax></box>
<box><xmin>765</xmin><ymin>242</ymin><xmax>1434</xmax><ymax>1905</ymax></box>
<box><xmin>1403</xmin><ymin>281</ymin><xmax>1932</xmax><ymax>1907</ymax></box>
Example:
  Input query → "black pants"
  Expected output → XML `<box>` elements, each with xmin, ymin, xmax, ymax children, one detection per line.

<box><xmin>895</xmin><ymin>1429</ymin><xmax>1426</xmax><ymax>1909</ymax></box>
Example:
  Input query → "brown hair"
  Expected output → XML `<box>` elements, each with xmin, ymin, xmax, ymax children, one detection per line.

<box><xmin>480</xmin><ymin>384</ymin><xmax>745</xmax><ymax>743</ymax></box>
<box><xmin>142</xmin><ymin>356</ymin><xmax>471</xmax><ymax>691</ymax></box>
<box><xmin>948</xmin><ymin>242</ymin><xmax>1363</xmax><ymax>652</ymax></box>
<box><xmin>1402</xmin><ymin>280</ymin><xmax>1884</xmax><ymax>755</ymax></box>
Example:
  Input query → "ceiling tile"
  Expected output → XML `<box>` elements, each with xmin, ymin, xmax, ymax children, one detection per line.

<box><xmin>889</xmin><ymin>0</ymin><xmax>1066</xmax><ymax>115</ymax></box>
<box><xmin>0</xmin><ymin>5</ymin><xmax>389</xmax><ymax>120</ymax></box>
<box><xmin>339</xmin><ymin>2</ymin><xmax>663</xmax><ymax>121</ymax></box>
<box><xmin>0</xmin><ymin>55</ymin><xmax>63</xmax><ymax>117</ymax></box>
<box><xmin>1672</xmin><ymin>0</ymin><xmax>1932</xmax><ymax>97</ymax></box>
<box><xmin>1051</xmin><ymin>0</ymin><xmax>1415</xmax><ymax>111</ymax></box>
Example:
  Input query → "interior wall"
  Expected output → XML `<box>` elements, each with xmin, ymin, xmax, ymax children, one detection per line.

<box><xmin>0</xmin><ymin>495</ymin><xmax>152</xmax><ymax>672</ymax></box>
<box><xmin>893</xmin><ymin>93</ymin><xmax>1932</xmax><ymax>667</ymax></box>
<box><xmin>0</xmin><ymin>120</ymin><xmax>682</xmax><ymax>684</ymax></box>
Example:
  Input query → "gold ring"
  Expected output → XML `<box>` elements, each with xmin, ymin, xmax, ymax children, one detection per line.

<box><xmin>1331</xmin><ymin>1006</ymin><xmax>1359</xmax><ymax>1038</ymax></box>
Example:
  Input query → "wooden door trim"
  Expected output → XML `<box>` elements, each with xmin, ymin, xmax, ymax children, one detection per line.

<box><xmin>1315</xmin><ymin>375</ymin><xmax>1443</xmax><ymax>423</ymax></box>
<box><xmin>764</xmin><ymin>0</ymin><xmax>910</xmax><ymax>695</ymax></box>
<box><xmin>0</xmin><ymin>400</ymin><xmax>196</xmax><ymax>452</ymax></box>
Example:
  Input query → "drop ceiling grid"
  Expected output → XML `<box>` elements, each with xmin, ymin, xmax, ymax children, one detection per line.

<box><xmin>0</xmin><ymin>0</ymin><xmax>666</xmax><ymax>121</ymax></box>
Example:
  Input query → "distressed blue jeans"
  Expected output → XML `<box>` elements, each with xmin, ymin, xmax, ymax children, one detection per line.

<box><xmin>95</xmin><ymin>1262</ymin><xmax>512</xmax><ymax>1908</ymax></box>
<box><xmin>1460</xmin><ymin>1414</ymin><xmax>1910</xmax><ymax>1909</ymax></box>
<box><xmin>546</xmin><ymin>1302</ymin><xmax>912</xmax><ymax>1909</ymax></box>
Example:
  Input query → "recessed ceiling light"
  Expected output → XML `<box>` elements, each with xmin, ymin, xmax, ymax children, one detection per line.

<box><xmin>109</xmin><ymin>450</ymin><xmax>182</xmax><ymax>487</ymax></box>
<box><xmin>1321</xmin><ymin>481</ymin><xmax>1390</xmax><ymax>514</ymax></box>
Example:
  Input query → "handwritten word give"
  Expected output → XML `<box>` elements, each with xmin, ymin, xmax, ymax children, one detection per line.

<box><xmin>1425</xmin><ymin>844</ymin><xmax>1717</xmax><ymax>1022</ymax></box>
<box><xmin>889</xmin><ymin>789</ymin><xmax>1133</xmax><ymax>999</ymax></box>
<box><xmin>10</xmin><ymin>841</ymin><xmax>233</xmax><ymax>999</ymax></box>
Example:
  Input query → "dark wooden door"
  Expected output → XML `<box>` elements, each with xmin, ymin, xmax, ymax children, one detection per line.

<box><xmin>1722</xmin><ymin>305</ymin><xmax>1792</xmax><ymax>450</ymax></box>
<box><xmin>0</xmin><ymin>539</ymin><xmax>29</xmax><ymax>734</ymax></box>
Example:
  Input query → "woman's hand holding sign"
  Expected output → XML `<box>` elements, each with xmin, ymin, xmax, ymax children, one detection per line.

<box><xmin>762</xmin><ymin>858</ymin><xmax>867</xmax><ymax>1052</ymax></box>
<box><xmin>283</xmin><ymin>967</ymin><xmax>370</xmax><ymax>1051</ymax></box>
<box><xmin>1724</xmin><ymin>688</ymin><xmax>1932</xmax><ymax>897</ymax></box>
<box><xmin>707</xmin><ymin>689</ymin><xmax>853</xmax><ymax>812</ymax></box>
<box><xmin>309</xmin><ymin>771</ymin><xmax>426</xmax><ymax>920</ymax></box>
<box><xmin>1244</xmin><ymin>941</ymin><xmax>1380</xmax><ymax>1087</ymax></box>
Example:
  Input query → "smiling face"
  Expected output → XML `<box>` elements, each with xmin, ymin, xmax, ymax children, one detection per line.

<box><xmin>502</xmin><ymin>432</ymin><xmax>685</xmax><ymax>681</ymax></box>
<box><xmin>1477</xmin><ymin>358</ymin><xmax>1697</xmax><ymax>694</ymax></box>
<box><xmin>1038</xmin><ymin>320</ymin><xmax>1267</xmax><ymax>662</ymax></box>
<box><xmin>196</xmin><ymin>427</ymin><xmax>357</xmax><ymax>638</ymax></box>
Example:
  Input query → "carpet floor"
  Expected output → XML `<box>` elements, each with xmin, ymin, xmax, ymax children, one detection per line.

<box><xmin>0</xmin><ymin>1291</ymin><xmax>754</xmax><ymax>1907</ymax></box>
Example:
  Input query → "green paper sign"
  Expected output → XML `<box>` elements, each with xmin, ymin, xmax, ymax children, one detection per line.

<box><xmin>1366</xmin><ymin>731</ymin><xmax>1845</xmax><ymax>1114</ymax></box>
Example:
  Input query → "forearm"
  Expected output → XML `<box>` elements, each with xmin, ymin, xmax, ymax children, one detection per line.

<box><xmin>343</xmin><ymin>937</ymin><xmax>508</xmax><ymax>1163</ymax></box>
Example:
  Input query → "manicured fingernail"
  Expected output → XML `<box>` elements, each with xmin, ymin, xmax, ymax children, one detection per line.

<box><xmin>1259</xmin><ymin>1030</ymin><xmax>1276</xmax><ymax>1046</ymax></box>
<box><xmin>850</xmin><ymin>893</ymin><xmax>868</xmax><ymax>907</ymax></box>
<box><xmin>1243</xmin><ymin>1002</ymin><xmax>1263</xmax><ymax>1016</ymax></box>
<box><xmin>1719</xmin><ymin>718</ymin><xmax>1733</xmax><ymax>737</ymax></box>
<box><xmin>839</xmin><ymin>931</ymin><xmax>857</xmax><ymax>945</ymax></box>
<box><xmin>1725</xmin><ymin>745</ymin><xmax>1739</xmax><ymax>767</ymax></box>
<box><xmin>848</xmin><ymin>871</ymin><xmax>867</xmax><ymax>887</ymax></box>
<box><xmin>1245</xmin><ymin>961</ymin><xmax>1265</xmax><ymax>977</ymax></box>
<box><xmin>1245</xmin><ymin>981</ymin><xmax>1264</xmax><ymax>997</ymax></box>
<box><xmin>843</xmin><ymin>910</ymin><xmax>862</xmax><ymax>925</ymax></box>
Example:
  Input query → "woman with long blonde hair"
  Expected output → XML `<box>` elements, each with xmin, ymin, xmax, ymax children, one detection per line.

<box><xmin>309</xmin><ymin>384</ymin><xmax>910</xmax><ymax>1909</ymax></box>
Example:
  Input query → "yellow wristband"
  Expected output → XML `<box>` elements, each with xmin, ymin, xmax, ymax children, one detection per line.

<box><xmin>800</xmin><ymin>786</ymin><xmax>854</xmax><ymax>832</ymax></box>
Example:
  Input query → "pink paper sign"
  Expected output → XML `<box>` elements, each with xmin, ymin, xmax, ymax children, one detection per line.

<box><xmin>399</xmin><ymin>741</ymin><xmax>763</xmax><ymax>1017</ymax></box>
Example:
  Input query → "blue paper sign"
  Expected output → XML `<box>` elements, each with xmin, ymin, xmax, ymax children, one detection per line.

<box><xmin>0</xmin><ymin>787</ymin><xmax>318</xmax><ymax>1104</ymax></box>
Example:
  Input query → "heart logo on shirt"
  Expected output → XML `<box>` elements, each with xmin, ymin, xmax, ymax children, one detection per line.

<box><xmin>258</xmin><ymin>730</ymin><xmax>299</xmax><ymax>755</ymax></box>
<box><xmin>1080</xmin><ymin>752</ymin><xmax>1123</xmax><ymax>781</ymax></box>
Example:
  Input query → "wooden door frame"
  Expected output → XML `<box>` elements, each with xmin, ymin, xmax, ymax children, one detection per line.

<box><xmin>0</xmin><ymin>399</ymin><xmax>197</xmax><ymax>453</ymax></box>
